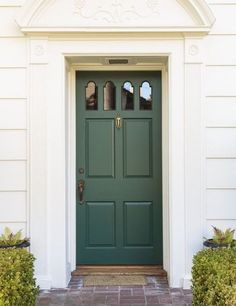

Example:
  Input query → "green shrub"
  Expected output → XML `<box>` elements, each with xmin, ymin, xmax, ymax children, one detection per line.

<box><xmin>212</xmin><ymin>226</ymin><xmax>235</xmax><ymax>245</ymax></box>
<box><xmin>0</xmin><ymin>227</ymin><xmax>29</xmax><ymax>247</ymax></box>
<box><xmin>192</xmin><ymin>248</ymin><xmax>236</xmax><ymax>306</ymax></box>
<box><xmin>0</xmin><ymin>248</ymin><xmax>39</xmax><ymax>306</ymax></box>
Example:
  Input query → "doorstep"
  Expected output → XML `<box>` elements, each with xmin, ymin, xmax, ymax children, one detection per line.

<box><xmin>72</xmin><ymin>265</ymin><xmax>167</xmax><ymax>277</ymax></box>
<box><xmin>37</xmin><ymin>275</ymin><xmax>192</xmax><ymax>306</ymax></box>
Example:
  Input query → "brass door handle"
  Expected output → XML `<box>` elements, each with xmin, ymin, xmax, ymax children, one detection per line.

<box><xmin>78</xmin><ymin>180</ymin><xmax>85</xmax><ymax>204</ymax></box>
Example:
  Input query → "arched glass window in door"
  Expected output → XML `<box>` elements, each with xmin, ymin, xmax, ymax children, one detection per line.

<box><xmin>86</xmin><ymin>81</ymin><xmax>97</xmax><ymax>110</ymax></box>
<box><xmin>140</xmin><ymin>81</ymin><xmax>152</xmax><ymax>110</ymax></box>
<box><xmin>122</xmin><ymin>81</ymin><xmax>134</xmax><ymax>110</ymax></box>
<box><xmin>104</xmin><ymin>81</ymin><xmax>116</xmax><ymax>111</ymax></box>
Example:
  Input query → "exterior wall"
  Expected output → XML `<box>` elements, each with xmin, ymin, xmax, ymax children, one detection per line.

<box><xmin>0</xmin><ymin>0</ymin><xmax>235</xmax><ymax>289</ymax></box>
<box><xmin>204</xmin><ymin>0</ymin><xmax>236</xmax><ymax>236</ymax></box>
<box><xmin>0</xmin><ymin>2</ymin><xmax>28</xmax><ymax>235</ymax></box>
<box><xmin>0</xmin><ymin>0</ymin><xmax>49</xmax><ymax>287</ymax></box>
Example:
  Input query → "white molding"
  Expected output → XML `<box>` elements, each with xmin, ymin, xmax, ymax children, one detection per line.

<box><xmin>162</xmin><ymin>63</ymin><xmax>170</xmax><ymax>277</ymax></box>
<box><xmin>182</xmin><ymin>0</ymin><xmax>215</xmax><ymax>26</ymax></box>
<box><xmin>66</xmin><ymin>262</ymin><xmax>72</xmax><ymax>285</ymax></box>
<box><xmin>67</xmin><ymin>64</ymin><xmax>76</xmax><ymax>273</ymax></box>
<box><xmin>36</xmin><ymin>275</ymin><xmax>52</xmax><ymax>290</ymax></box>
<box><xmin>28</xmin><ymin>37</ymin><xmax>202</xmax><ymax>288</ymax></box>
<box><xmin>182</xmin><ymin>35</ymin><xmax>205</xmax><ymax>285</ymax></box>
<box><xmin>167</xmin><ymin>49</ymin><xmax>186</xmax><ymax>288</ymax></box>
<box><xmin>29</xmin><ymin>60</ymin><xmax>49</xmax><ymax>285</ymax></box>
<box><xmin>16</xmin><ymin>0</ymin><xmax>215</xmax><ymax>34</ymax></box>
<box><xmin>19</xmin><ymin>27</ymin><xmax>212</xmax><ymax>34</ymax></box>
<box><xmin>184</xmin><ymin>37</ymin><xmax>204</xmax><ymax>63</ymax></box>
<box><xmin>30</xmin><ymin>38</ymin><xmax>48</xmax><ymax>64</ymax></box>
<box><xmin>183</xmin><ymin>274</ymin><xmax>192</xmax><ymax>290</ymax></box>
<box><xmin>72</xmin><ymin>64</ymin><xmax>166</xmax><ymax>71</ymax></box>
<box><xmin>16</xmin><ymin>0</ymin><xmax>45</xmax><ymax>28</ymax></box>
<box><xmin>68</xmin><ymin>63</ymin><xmax>169</xmax><ymax>277</ymax></box>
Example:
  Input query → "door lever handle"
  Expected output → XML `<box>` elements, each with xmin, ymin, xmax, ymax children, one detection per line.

<box><xmin>78</xmin><ymin>180</ymin><xmax>85</xmax><ymax>204</ymax></box>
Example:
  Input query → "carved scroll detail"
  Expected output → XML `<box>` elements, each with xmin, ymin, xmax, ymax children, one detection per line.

<box><xmin>74</xmin><ymin>0</ymin><xmax>159</xmax><ymax>24</ymax></box>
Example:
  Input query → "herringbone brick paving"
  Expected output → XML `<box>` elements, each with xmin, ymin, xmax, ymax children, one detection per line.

<box><xmin>37</xmin><ymin>276</ymin><xmax>192</xmax><ymax>305</ymax></box>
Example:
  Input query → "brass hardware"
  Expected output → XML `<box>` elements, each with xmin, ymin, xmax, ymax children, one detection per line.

<box><xmin>78</xmin><ymin>180</ymin><xmax>85</xmax><ymax>204</ymax></box>
<box><xmin>79</xmin><ymin>168</ymin><xmax>84</xmax><ymax>174</ymax></box>
<box><xmin>115</xmin><ymin>114</ymin><xmax>122</xmax><ymax>129</ymax></box>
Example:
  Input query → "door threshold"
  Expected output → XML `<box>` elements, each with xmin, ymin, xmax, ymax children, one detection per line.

<box><xmin>72</xmin><ymin>265</ymin><xmax>167</xmax><ymax>276</ymax></box>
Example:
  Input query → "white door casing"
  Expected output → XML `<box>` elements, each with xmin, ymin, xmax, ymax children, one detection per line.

<box><xmin>16</xmin><ymin>0</ymin><xmax>214</xmax><ymax>289</ymax></box>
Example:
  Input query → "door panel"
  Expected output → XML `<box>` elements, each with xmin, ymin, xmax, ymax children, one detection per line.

<box><xmin>76</xmin><ymin>71</ymin><xmax>162</xmax><ymax>264</ymax></box>
<box><xmin>124</xmin><ymin>119</ymin><xmax>152</xmax><ymax>177</ymax></box>
<box><xmin>86</xmin><ymin>119</ymin><xmax>115</xmax><ymax>178</ymax></box>
<box><xmin>124</xmin><ymin>202</ymin><xmax>153</xmax><ymax>247</ymax></box>
<box><xmin>86</xmin><ymin>202</ymin><xmax>116</xmax><ymax>247</ymax></box>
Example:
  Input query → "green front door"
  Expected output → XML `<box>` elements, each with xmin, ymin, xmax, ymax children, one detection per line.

<box><xmin>76</xmin><ymin>71</ymin><xmax>162</xmax><ymax>264</ymax></box>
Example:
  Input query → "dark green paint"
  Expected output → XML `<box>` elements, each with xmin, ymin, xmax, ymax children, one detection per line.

<box><xmin>86</xmin><ymin>119</ymin><xmax>115</xmax><ymax>177</ymax></box>
<box><xmin>124</xmin><ymin>119</ymin><xmax>152</xmax><ymax>177</ymax></box>
<box><xmin>124</xmin><ymin>202</ymin><xmax>153</xmax><ymax>246</ymax></box>
<box><xmin>76</xmin><ymin>71</ymin><xmax>162</xmax><ymax>264</ymax></box>
<box><xmin>87</xmin><ymin>202</ymin><xmax>115</xmax><ymax>246</ymax></box>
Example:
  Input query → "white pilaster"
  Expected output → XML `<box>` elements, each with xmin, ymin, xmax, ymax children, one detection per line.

<box><xmin>47</xmin><ymin>50</ymin><xmax>69</xmax><ymax>288</ymax></box>
<box><xmin>29</xmin><ymin>38</ymin><xmax>51</xmax><ymax>289</ymax></box>
<box><xmin>183</xmin><ymin>37</ymin><xmax>204</xmax><ymax>289</ymax></box>
<box><xmin>168</xmin><ymin>45</ymin><xmax>186</xmax><ymax>288</ymax></box>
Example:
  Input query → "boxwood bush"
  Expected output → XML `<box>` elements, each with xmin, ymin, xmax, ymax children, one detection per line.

<box><xmin>0</xmin><ymin>248</ymin><xmax>39</xmax><ymax>306</ymax></box>
<box><xmin>192</xmin><ymin>248</ymin><xmax>236</xmax><ymax>306</ymax></box>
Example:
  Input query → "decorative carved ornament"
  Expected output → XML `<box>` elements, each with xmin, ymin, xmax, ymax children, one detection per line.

<box><xmin>74</xmin><ymin>0</ymin><xmax>159</xmax><ymax>24</ymax></box>
<box><xmin>189</xmin><ymin>45</ymin><xmax>199</xmax><ymax>56</ymax></box>
<box><xmin>30</xmin><ymin>40</ymin><xmax>48</xmax><ymax>64</ymax></box>
<box><xmin>16</xmin><ymin>0</ymin><xmax>215</xmax><ymax>33</ymax></box>
<box><xmin>34</xmin><ymin>45</ymin><xmax>45</xmax><ymax>57</ymax></box>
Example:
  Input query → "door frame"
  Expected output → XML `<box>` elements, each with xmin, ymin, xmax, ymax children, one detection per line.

<box><xmin>72</xmin><ymin>66</ymin><xmax>167</xmax><ymax>266</ymax></box>
<box><xmin>28</xmin><ymin>36</ymin><xmax>204</xmax><ymax>289</ymax></box>
<box><xmin>67</xmin><ymin>62</ymin><xmax>169</xmax><ymax>271</ymax></box>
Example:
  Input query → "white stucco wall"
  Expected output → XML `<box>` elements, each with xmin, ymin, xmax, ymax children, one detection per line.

<box><xmin>0</xmin><ymin>0</ymin><xmax>235</xmax><ymax>289</ymax></box>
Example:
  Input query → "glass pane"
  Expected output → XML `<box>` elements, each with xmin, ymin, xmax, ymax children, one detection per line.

<box><xmin>122</xmin><ymin>81</ymin><xmax>134</xmax><ymax>110</ymax></box>
<box><xmin>140</xmin><ymin>81</ymin><xmax>152</xmax><ymax>110</ymax></box>
<box><xmin>104</xmin><ymin>81</ymin><xmax>116</xmax><ymax>111</ymax></box>
<box><xmin>86</xmin><ymin>82</ymin><xmax>97</xmax><ymax>110</ymax></box>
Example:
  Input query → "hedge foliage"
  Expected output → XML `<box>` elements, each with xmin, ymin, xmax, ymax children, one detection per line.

<box><xmin>192</xmin><ymin>248</ymin><xmax>236</xmax><ymax>306</ymax></box>
<box><xmin>0</xmin><ymin>248</ymin><xmax>39</xmax><ymax>306</ymax></box>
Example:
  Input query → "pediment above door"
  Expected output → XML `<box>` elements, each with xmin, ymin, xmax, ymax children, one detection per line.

<box><xmin>16</xmin><ymin>0</ymin><xmax>215</xmax><ymax>34</ymax></box>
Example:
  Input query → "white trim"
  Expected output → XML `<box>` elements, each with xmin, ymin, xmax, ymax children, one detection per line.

<box><xmin>28</xmin><ymin>37</ymin><xmax>197</xmax><ymax>288</ymax></box>
<box><xmin>67</xmin><ymin>62</ymin><xmax>169</xmax><ymax>275</ymax></box>
<box><xmin>67</xmin><ymin>63</ymin><xmax>76</xmax><ymax>272</ymax></box>
<box><xmin>183</xmin><ymin>274</ymin><xmax>192</xmax><ymax>290</ymax></box>
<box><xmin>36</xmin><ymin>275</ymin><xmax>52</xmax><ymax>290</ymax></box>
<box><xmin>19</xmin><ymin>27</ymin><xmax>212</xmax><ymax>34</ymax></box>
<box><xmin>182</xmin><ymin>0</ymin><xmax>215</xmax><ymax>26</ymax></box>
<box><xmin>16</xmin><ymin>0</ymin><xmax>215</xmax><ymax>33</ymax></box>
<box><xmin>71</xmin><ymin>64</ymin><xmax>166</xmax><ymax>71</ymax></box>
<box><xmin>26</xmin><ymin>37</ymin><xmax>30</xmax><ymax>238</ymax></box>
<box><xmin>162</xmin><ymin>64</ymin><xmax>170</xmax><ymax>276</ymax></box>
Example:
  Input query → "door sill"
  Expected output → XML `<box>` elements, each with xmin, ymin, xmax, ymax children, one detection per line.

<box><xmin>72</xmin><ymin>265</ymin><xmax>166</xmax><ymax>276</ymax></box>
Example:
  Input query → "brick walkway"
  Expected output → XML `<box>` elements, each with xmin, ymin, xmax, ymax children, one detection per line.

<box><xmin>37</xmin><ymin>276</ymin><xmax>192</xmax><ymax>306</ymax></box>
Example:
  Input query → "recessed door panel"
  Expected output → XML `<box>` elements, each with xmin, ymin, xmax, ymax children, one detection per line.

<box><xmin>86</xmin><ymin>119</ymin><xmax>115</xmax><ymax>178</ymax></box>
<box><xmin>124</xmin><ymin>119</ymin><xmax>152</xmax><ymax>177</ymax></box>
<box><xmin>124</xmin><ymin>202</ymin><xmax>153</xmax><ymax>247</ymax></box>
<box><xmin>86</xmin><ymin>202</ymin><xmax>116</xmax><ymax>247</ymax></box>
